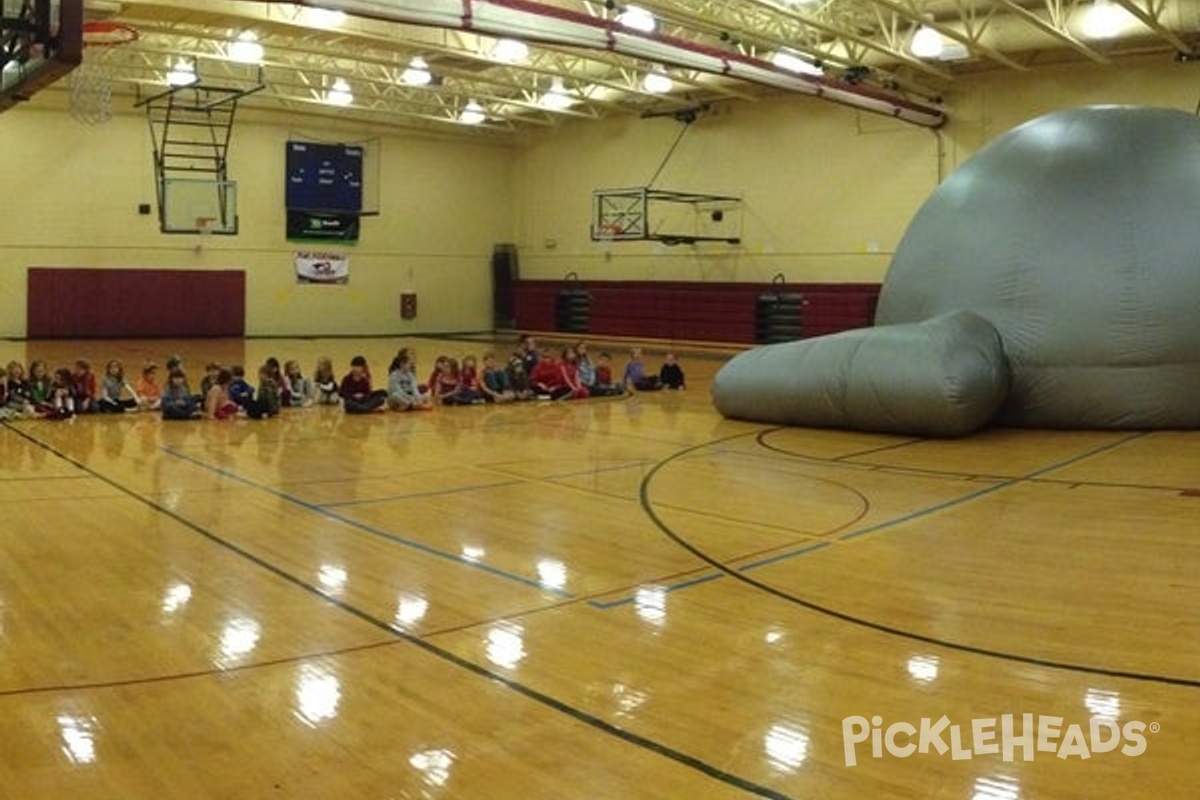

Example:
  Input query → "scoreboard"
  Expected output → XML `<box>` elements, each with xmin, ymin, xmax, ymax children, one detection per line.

<box><xmin>285</xmin><ymin>141</ymin><xmax>363</xmax><ymax>213</ymax></box>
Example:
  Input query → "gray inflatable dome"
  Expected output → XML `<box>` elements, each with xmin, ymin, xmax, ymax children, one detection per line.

<box><xmin>714</xmin><ymin>105</ymin><xmax>1200</xmax><ymax>434</ymax></box>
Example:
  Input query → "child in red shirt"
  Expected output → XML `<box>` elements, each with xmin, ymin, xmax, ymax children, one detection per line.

<box><xmin>529</xmin><ymin>352</ymin><xmax>571</xmax><ymax>400</ymax></box>
<box><xmin>340</xmin><ymin>355</ymin><xmax>386</xmax><ymax>413</ymax></box>
<box><xmin>72</xmin><ymin>359</ymin><xmax>98</xmax><ymax>413</ymax></box>
<box><xmin>559</xmin><ymin>348</ymin><xmax>589</xmax><ymax>400</ymax></box>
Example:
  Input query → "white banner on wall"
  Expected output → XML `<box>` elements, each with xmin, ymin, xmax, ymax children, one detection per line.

<box><xmin>295</xmin><ymin>251</ymin><xmax>350</xmax><ymax>284</ymax></box>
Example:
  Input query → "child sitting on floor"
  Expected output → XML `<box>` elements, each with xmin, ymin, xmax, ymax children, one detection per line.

<box><xmin>622</xmin><ymin>347</ymin><xmax>661</xmax><ymax>392</ymax></box>
<box><xmin>313</xmin><ymin>357</ymin><xmax>340</xmax><ymax>405</ymax></box>
<box><xmin>340</xmin><ymin>355</ymin><xmax>386</xmax><ymax>414</ymax></box>
<box><xmin>2</xmin><ymin>361</ymin><xmax>34</xmax><ymax>418</ymax></box>
<box><xmin>454</xmin><ymin>355</ymin><xmax>485</xmax><ymax>405</ymax></box>
<box><xmin>264</xmin><ymin>357</ymin><xmax>290</xmax><ymax>406</ymax></box>
<box><xmin>135</xmin><ymin>362</ymin><xmax>162</xmax><ymax>411</ymax></box>
<box><xmin>98</xmin><ymin>359</ymin><xmax>140</xmax><ymax>413</ymax></box>
<box><xmin>50</xmin><ymin>367</ymin><xmax>77</xmax><ymax>418</ymax></box>
<box><xmin>72</xmin><ymin>359</ymin><xmax>99</xmax><ymax>413</ymax></box>
<box><xmin>480</xmin><ymin>353</ymin><xmax>516</xmax><ymax>403</ymax></box>
<box><xmin>387</xmin><ymin>351</ymin><xmax>432</xmax><ymax>411</ymax></box>
<box><xmin>228</xmin><ymin>365</ymin><xmax>255</xmax><ymax>409</ymax></box>
<box><xmin>659</xmin><ymin>352</ymin><xmax>686</xmax><ymax>390</ymax></box>
<box><xmin>283</xmin><ymin>360</ymin><xmax>312</xmax><ymax>407</ymax></box>
<box><xmin>199</xmin><ymin>362</ymin><xmax>221</xmax><ymax>401</ymax></box>
<box><xmin>529</xmin><ymin>351</ymin><xmax>571</xmax><ymax>400</ymax></box>
<box><xmin>161</xmin><ymin>368</ymin><xmax>200</xmax><ymax>420</ymax></box>
<box><xmin>204</xmin><ymin>368</ymin><xmax>239</xmax><ymax>420</ymax></box>
<box><xmin>591</xmin><ymin>352</ymin><xmax>624</xmax><ymax>397</ymax></box>
<box><xmin>27</xmin><ymin>360</ymin><xmax>55</xmax><ymax>416</ymax></box>
<box><xmin>559</xmin><ymin>347</ymin><xmax>589</xmax><ymax>400</ymax></box>
<box><xmin>245</xmin><ymin>364</ymin><xmax>281</xmax><ymax>419</ymax></box>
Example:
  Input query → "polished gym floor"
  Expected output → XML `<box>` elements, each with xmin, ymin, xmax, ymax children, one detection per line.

<box><xmin>0</xmin><ymin>337</ymin><xmax>1195</xmax><ymax>799</ymax></box>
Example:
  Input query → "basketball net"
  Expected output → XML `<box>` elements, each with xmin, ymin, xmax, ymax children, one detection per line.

<box><xmin>69</xmin><ymin>61</ymin><xmax>115</xmax><ymax>125</ymax></box>
<box><xmin>195</xmin><ymin>217</ymin><xmax>217</xmax><ymax>252</ymax></box>
<box><xmin>70</xmin><ymin>22</ymin><xmax>139</xmax><ymax>126</ymax></box>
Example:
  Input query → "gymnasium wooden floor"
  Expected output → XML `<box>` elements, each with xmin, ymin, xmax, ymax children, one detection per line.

<box><xmin>0</xmin><ymin>336</ymin><xmax>1195</xmax><ymax>800</ymax></box>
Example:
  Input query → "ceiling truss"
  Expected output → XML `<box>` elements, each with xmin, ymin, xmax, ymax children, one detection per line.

<box><xmin>63</xmin><ymin>0</ymin><xmax>1200</xmax><ymax>135</ymax></box>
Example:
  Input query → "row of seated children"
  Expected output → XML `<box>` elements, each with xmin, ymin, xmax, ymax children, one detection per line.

<box><xmin>0</xmin><ymin>341</ymin><xmax>687</xmax><ymax>421</ymax></box>
<box><xmin>0</xmin><ymin>358</ymin><xmax>159</xmax><ymax>419</ymax></box>
<box><xmin>418</xmin><ymin>339</ymin><xmax>665</xmax><ymax>406</ymax></box>
<box><xmin>511</xmin><ymin>337</ymin><xmax>686</xmax><ymax>399</ymax></box>
<box><xmin>384</xmin><ymin>339</ymin><xmax>685</xmax><ymax>408</ymax></box>
<box><xmin>163</xmin><ymin>355</ymin><xmax>392</xmax><ymax>420</ymax></box>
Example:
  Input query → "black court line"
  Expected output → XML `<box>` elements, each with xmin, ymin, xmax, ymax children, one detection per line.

<box><xmin>0</xmin><ymin>639</ymin><xmax>401</xmax><ymax>698</ymax></box>
<box><xmin>161</xmin><ymin>446</ymin><xmax>569</xmax><ymax>597</ymax></box>
<box><xmin>0</xmin><ymin>474</ymin><xmax>94</xmax><ymax>482</ymax></box>
<box><xmin>639</xmin><ymin>428</ymin><xmax>1200</xmax><ymax>690</ymax></box>
<box><xmin>1</xmin><ymin>422</ymin><xmax>797</xmax><ymax>800</ymax></box>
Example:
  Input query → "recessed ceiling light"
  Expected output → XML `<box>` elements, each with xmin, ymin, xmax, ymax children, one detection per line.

<box><xmin>167</xmin><ymin>59</ymin><xmax>197</xmax><ymax>86</ymax></box>
<box><xmin>642</xmin><ymin>67</ymin><xmax>673</xmax><ymax>94</ymax></box>
<box><xmin>910</xmin><ymin>25</ymin><xmax>945</xmax><ymax>59</ymax></box>
<box><xmin>401</xmin><ymin>56</ymin><xmax>432</xmax><ymax>86</ymax></box>
<box><xmin>540</xmin><ymin>77</ymin><xmax>575</xmax><ymax>110</ymax></box>
<box><xmin>492</xmin><ymin>38</ymin><xmax>529</xmax><ymax>63</ymax></box>
<box><xmin>459</xmin><ymin>100</ymin><xmax>487</xmax><ymax>125</ymax></box>
<box><xmin>1081</xmin><ymin>0</ymin><xmax>1124</xmax><ymax>39</ymax></box>
<box><xmin>616</xmin><ymin>5</ymin><xmax>657</xmax><ymax>33</ymax></box>
<box><xmin>230</xmin><ymin>31</ymin><xmax>264</xmax><ymax>64</ymax></box>
<box><xmin>325</xmin><ymin>77</ymin><xmax>353</xmax><ymax>106</ymax></box>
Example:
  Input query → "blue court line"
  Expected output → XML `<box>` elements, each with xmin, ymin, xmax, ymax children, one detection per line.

<box><xmin>835</xmin><ymin>480</ymin><xmax>1014</xmax><ymax>542</ymax></box>
<box><xmin>588</xmin><ymin>571</ymin><xmax>725</xmax><ymax>609</ymax></box>
<box><xmin>317</xmin><ymin>479</ymin><xmax>525</xmax><ymax>508</ymax></box>
<box><xmin>737</xmin><ymin>541</ymin><xmax>833</xmax><ymax>570</ymax></box>
<box><xmin>589</xmin><ymin>542</ymin><xmax>838</xmax><ymax>611</ymax></box>
<box><xmin>159</xmin><ymin>447</ymin><xmax>574</xmax><ymax>598</ymax></box>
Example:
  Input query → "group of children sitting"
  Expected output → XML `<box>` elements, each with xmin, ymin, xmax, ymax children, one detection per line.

<box><xmin>0</xmin><ymin>336</ymin><xmax>687</xmax><ymax>422</ymax></box>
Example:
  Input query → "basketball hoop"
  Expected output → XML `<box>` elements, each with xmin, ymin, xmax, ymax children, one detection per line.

<box><xmin>70</xmin><ymin>22</ymin><xmax>139</xmax><ymax>125</ymax></box>
<box><xmin>82</xmin><ymin>21</ymin><xmax>140</xmax><ymax>48</ymax></box>
<box><xmin>595</xmin><ymin>221</ymin><xmax>624</xmax><ymax>242</ymax></box>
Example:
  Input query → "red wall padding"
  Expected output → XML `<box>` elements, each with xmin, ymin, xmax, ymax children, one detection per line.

<box><xmin>512</xmin><ymin>280</ymin><xmax>881</xmax><ymax>344</ymax></box>
<box><xmin>27</xmin><ymin>268</ymin><xmax>246</xmax><ymax>339</ymax></box>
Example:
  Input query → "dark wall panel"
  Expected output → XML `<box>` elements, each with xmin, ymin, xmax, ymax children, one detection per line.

<box><xmin>27</xmin><ymin>268</ymin><xmax>246</xmax><ymax>338</ymax></box>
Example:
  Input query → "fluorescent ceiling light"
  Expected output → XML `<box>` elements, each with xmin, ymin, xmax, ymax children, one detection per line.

<box><xmin>910</xmin><ymin>25</ymin><xmax>944</xmax><ymax>59</ymax></box>
<box><xmin>230</xmin><ymin>31</ymin><xmax>264</xmax><ymax>64</ymax></box>
<box><xmin>771</xmin><ymin>50</ymin><xmax>824</xmax><ymax>76</ymax></box>
<box><xmin>492</xmin><ymin>38</ymin><xmax>529</xmax><ymax>63</ymax></box>
<box><xmin>459</xmin><ymin>100</ymin><xmax>486</xmax><ymax>125</ymax></box>
<box><xmin>617</xmin><ymin>5</ymin><xmax>657</xmax><ymax>33</ymax></box>
<box><xmin>325</xmin><ymin>77</ymin><xmax>353</xmax><ymax>106</ymax></box>
<box><xmin>642</xmin><ymin>67</ymin><xmax>673</xmax><ymax>94</ymax></box>
<box><xmin>540</xmin><ymin>77</ymin><xmax>575</xmax><ymax>110</ymax></box>
<box><xmin>401</xmin><ymin>56</ymin><xmax>432</xmax><ymax>86</ymax></box>
<box><xmin>166</xmin><ymin>60</ymin><xmax>197</xmax><ymax>86</ymax></box>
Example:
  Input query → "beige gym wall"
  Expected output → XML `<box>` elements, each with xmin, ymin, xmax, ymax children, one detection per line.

<box><xmin>0</xmin><ymin>95</ymin><xmax>513</xmax><ymax>338</ymax></box>
<box><xmin>512</xmin><ymin>52</ymin><xmax>1200</xmax><ymax>286</ymax></box>
<box><xmin>2</xmin><ymin>52</ymin><xmax>1197</xmax><ymax>338</ymax></box>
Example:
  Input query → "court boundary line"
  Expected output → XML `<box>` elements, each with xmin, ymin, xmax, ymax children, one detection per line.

<box><xmin>160</xmin><ymin>446</ymin><xmax>572</xmax><ymax>598</ymax></box>
<box><xmin>638</xmin><ymin>428</ymin><xmax>1200</xmax><ymax>689</ymax></box>
<box><xmin>0</xmin><ymin>639</ymin><xmax>401</xmax><ymax>698</ymax></box>
<box><xmin>2</xmin><ymin>421</ymin><xmax>799</xmax><ymax>800</ymax></box>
